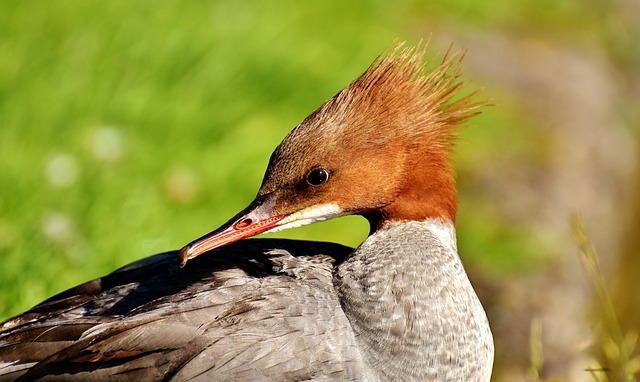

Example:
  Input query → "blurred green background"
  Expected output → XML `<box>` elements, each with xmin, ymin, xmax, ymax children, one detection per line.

<box><xmin>1</xmin><ymin>1</ymin><xmax>638</xmax><ymax>380</ymax></box>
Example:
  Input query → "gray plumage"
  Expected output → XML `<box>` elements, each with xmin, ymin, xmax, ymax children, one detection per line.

<box><xmin>0</xmin><ymin>220</ymin><xmax>491</xmax><ymax>381</ymax></box>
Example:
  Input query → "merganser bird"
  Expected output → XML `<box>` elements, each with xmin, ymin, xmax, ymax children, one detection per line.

<box><xmin>0</xmin><ymin>45</ymin><xmax>493</xmax><ymax>381</ymax></box>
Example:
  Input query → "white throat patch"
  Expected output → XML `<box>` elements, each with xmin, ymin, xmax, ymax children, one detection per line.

<box><xmin>266</xmin><ymin>203</ymin><xmax>344</xmax><ymax>233</ymax></box>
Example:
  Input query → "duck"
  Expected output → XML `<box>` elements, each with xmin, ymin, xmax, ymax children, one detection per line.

<box><xmin>0</xmin><ymin>44</ymin><xmax>494</xmax><ymax>382</ymax></box>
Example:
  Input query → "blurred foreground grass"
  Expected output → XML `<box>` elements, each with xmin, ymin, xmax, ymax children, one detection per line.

<box><xmin>572</xmin><ymin>218</ymin><xmax>639</xmax><ymax>382</ymax></box>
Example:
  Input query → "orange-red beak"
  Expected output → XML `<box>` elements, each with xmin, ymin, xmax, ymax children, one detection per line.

<box><xmin>178</xmin><ymin>194</ymin><xmax>283</xmax><ymax>267</ymax></box>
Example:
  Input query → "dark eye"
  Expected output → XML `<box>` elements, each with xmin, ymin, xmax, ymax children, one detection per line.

<box><xmin>306</xmin><ymin>168</ymin><xmax>330</xmax><ymax>186</ymax></box>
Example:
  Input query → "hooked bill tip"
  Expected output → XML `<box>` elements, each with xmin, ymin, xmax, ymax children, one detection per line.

<box><xmin>178</xmin><ymin>245</ymin><xmax>192</xmax><ymax>268</ymax></box>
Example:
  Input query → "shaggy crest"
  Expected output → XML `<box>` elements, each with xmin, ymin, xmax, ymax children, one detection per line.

<box><xmin>286</xmin><ymin>43</ymin><xmax>483</xmax><ymax>154</ymax></box>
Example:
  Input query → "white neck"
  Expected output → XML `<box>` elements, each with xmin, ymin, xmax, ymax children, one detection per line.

<box><xmin>335</xmin><ymin>218</ymin><xmax>493</xmax><ymax>382</ymax></box>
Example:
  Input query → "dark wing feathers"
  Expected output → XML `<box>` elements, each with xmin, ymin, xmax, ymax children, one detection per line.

<box><xmin>0</xmin><ymin>239</ymin><xmax>366</xmax><ymax>381</ymax></box>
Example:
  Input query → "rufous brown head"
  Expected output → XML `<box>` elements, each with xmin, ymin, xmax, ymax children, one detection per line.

<box><xmin>179</xmin><ymin>44</ymin><xmax>484</xmax><ymax>266</ymax></box>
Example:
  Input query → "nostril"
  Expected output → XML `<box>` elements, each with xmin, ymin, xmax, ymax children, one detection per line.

<box><xmin>235</xmin><ymin>218</ymin><xmax>253</xmax><ymax>229</ymax></box>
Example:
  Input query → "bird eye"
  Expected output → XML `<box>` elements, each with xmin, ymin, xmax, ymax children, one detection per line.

<box><xmin>306</xmin><ymin>168</ymin><xmax>330</xmax><ymax>186</ymax></box>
